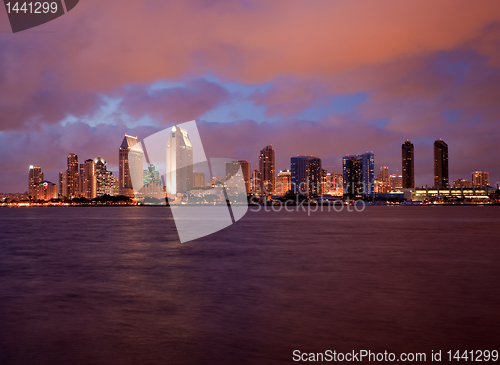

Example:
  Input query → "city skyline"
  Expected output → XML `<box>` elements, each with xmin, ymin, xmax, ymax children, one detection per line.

<box><xmin>20</xmin><ymin>136</ymin><xmax>496</xmax><ymax>200</ymax></box>
<box><xmin>1</xmin><ymin>2</ymin><xmax>500</xmax><ymax>193</ymax></box>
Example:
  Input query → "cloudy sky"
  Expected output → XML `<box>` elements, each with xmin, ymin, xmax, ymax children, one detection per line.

<box><xmin>1</xmin><ymin>0</ymin><xmax>500</xmax><ymax>192</ymax></box>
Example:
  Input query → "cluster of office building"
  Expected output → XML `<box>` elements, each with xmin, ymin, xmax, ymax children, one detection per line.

<box><xmin>28</xmin><ymin>155</ymin><xmax>119</xmax><ymax>201</ymax></box>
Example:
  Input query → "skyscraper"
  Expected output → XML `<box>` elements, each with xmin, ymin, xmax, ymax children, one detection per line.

<box><xmin>59</xmin><ymin>171</ymin><xmax>68</xmax><ymax>197</ymax></box>
<box><xmin>402</xmin><ymin>140</ymin><xmax>415</xmax><ymax>189</ymax></box>
<box><xmin>80</xmin><ymin>159</ymin><xmax>97</xmax><ymax>200</ymax></box>
<box><xmin>67</xmin><ymin>153</ymin><xmax>79</xmax><ymax>198</ymax></box>
<box><xmin>332</xmin><ymin>172</ymin><xmax>343</xmax><ymax>195</ymax></box>
<box><xmin>471</xmin><ymin>171</ymin><xmax>489</xmax><ymax>188</ymax></box>
<box><xmin>342</xmin><ymin>152</ymin><xmax>374</xmax><ymax>198</ymax></box>
<box><xmin>166</xmin><ymin>125</ymin><xmax>193</xmax><ymax>196</ymax></box>
<box><xmin>376</xmin><ymin>166</ymin><xmax>390</xmax><ymax>193</ymax></box>
<box><xmin>94</xmin><ymin>157</ymin><xmax>116</xmax><ymax>197</ymax></box>
<box><xmin>28</xmin><ymin>165</ymin><xmax>43</xmax><ymax>198</ymax></box>
<box><xmin>238</xmin><ymin>160</ymin><xmax>251</xmax><ymax>195</ymax></box>
<box><xmin>377</xmin><ymin>166</ymin><xmax>389</xmax><ymax>183</ymax></box>
<box><xmin>389</xmin><ymin>174</ymin><xmax>403</xmax><ymax>190</ymax></box>
<box><xmin>259</xmin><ymin>145</ymin><xmax>275</xmax><ymax>195</ymax></box>
<box><xmin>291</xmin><ymin>156</ymin><xmax>322</xmax><ymax>196</ymax></box>
<box><xmin>119</xmin><ymin>134</ymin><xmax>144</xmax><ymax>197</ymax></box>
<box><xmin>434</xmin><ymin>139</ymin><xmax>449</xmax><ymax>189</ymax></box>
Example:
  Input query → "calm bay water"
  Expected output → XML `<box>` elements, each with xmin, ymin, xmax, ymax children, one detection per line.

<box><xmin>0</xmin><ymin>206</ymin><xmax>499</xmax><ymax>364</ymax></box>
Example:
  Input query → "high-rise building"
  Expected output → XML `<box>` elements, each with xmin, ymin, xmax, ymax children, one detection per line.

<box><xmin>276</xmin><ymin>169</ymin><xmax>292</xmax><ymax>195</ymax></box>
<box><xmin>389</xmin><ymin>174</ymin><xmax>403</xmax><ymax>190</ymax></box>
<box><xmin>402</xmin><ymin>140</ymin><xmax>415</xmax><ymax>188</ymax></box>
<box><xmin>119</xmin><ymin>134</ymin><xmax>144</xmax><ymax>197</ymax></box>
<box><xmin>238</xmin><ymin>160</ymin><xmax>251</xmax><ymax>195</ymax></box>
<box><xmin>375</xmin><ymin>166</ymin><xmax>390</xmax><ymax>193</ymax></box>
<box><xmin>67</xmin><ymin>153</ymin><xmax>79</xmax><ymax>198</ymax></box>
<box><xmin>79</xmin><ymin>159</ymin><xmax>97</xmax><ymax>200</ymax></box>
<box><xmin>343</xmin><ymin>156</ymin><xmax>361</xmax><ymax>198</ymax></box>
<box><xmin>377</xmin><ymin>166</ymin><xmax>389</xmax><ymax>183</ymax></box>
<box><xmin>94</xmin><ymin>157</ymin><xmax>116</xmax><ymax>197</ymax></box>
<box><xmin>225</xmin><ymin>161</ymin><xmax>246</xmax><ymax>194</ymax></box>
<box><xmin>259</xmin><ymin>145</ymin><xmax>275</xmax><ymax>195</ymax></box>
<box><xmin>332</xmin><ymin>172</ymin><xmax>343</xmax><ymax>195</ymax></box>
<box><xmin>28</xmin><ymin>165</ymin><xmax>43</xmax><ymax>198</ymax></box>
<box><xmin>320</xmin><ymin>169</ymin><xmax>329</xmax><ymax>195</ymax></box>
<box><xmin>471</xmin><ymin>171</ymin><xmax>489</xmax><ymax>187</ymax></box>
<box><xmin>59</xmin><ymin>171</ymin><xmax>68</xmax><ymax>197</ymax></box>
<box><xmin>252</xmin><ymin>169</ymin><xmax>261</xmax><ymax>194</ymax></box>
<box><xmin>434</xmin><ymin>139</ymin><xmax>449</xmax><ymax>189</ymax></box>
<box><xmin>342</xmin><ymin>152</ymin><xmax>374</xmax><ymax>198</ymax></box>
<box><xmin>291</xmin><ymin>156</ymin><xmax>322</xmax><ymax>196</ymax></box>
<box><xmin>33</xmin><ymin>181</ymin><xmax>58</xmax><ymax>201</ymax></box>
<box><xmin>452</xmin><ymin>178</ymin><xmax>473</xmax><ymax>189</ymax></box>
<box><xmin>166</xmin><ymin>125</ymin><xmax>193</xmax><ymax>196</ymax></box>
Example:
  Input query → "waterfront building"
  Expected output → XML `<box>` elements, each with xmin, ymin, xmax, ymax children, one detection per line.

<box><xmin>377</xmin><ymin>166</ymin><xmax>389</xmax><ymax>183</ymax></box>
<box><xmin>259</xmin><ymin>145</ymin><xmax>275</xmax><ymax>195</ymax></box>
<box><xmin>79</xmin><ymin>159</ymin><xmax>96</xmax><ymax>200</ymax></box>
<box><xmin>142</xmin><ymin>164</ymin><xmax>164</xmax><ymax>196</ymax></box>
<box><xmin>119</xmin><ymin>134</ymin><xmax>144</xmax><ymax>197</ymax></box>
<box><xmin>59</xmin><ymin>171</ymin><xmax>68</xmax><ymax>198</ymax></box>
<box><xmin>434</xmin><ymin>139</ymin><xmax>449</xmax><ymax>189</ymax></box>
<box><xmin>342</xmin><ymin>152</ymin><xmax>374</xmax><ymax>198</ymax></box>
<box><xmin>28</xmin><ymin>165</ymin><xmax>43</xmax><ymax>198</ymax></box>
<box><xmin>225</xmin><ymin>161</ymin><xmax>246</xmax><ymax>193</ymax></box>
<box><xmin>411</xmin><ymin>188</ymin><xmax>490</xmax><ymax>202</ymax></box>
<box><xmin>67</xmin><ymin>153</ymin><xmax>79</xmax><ymax>198</ymax></box>
<box><xmin>166</xmin><ymin>125</ymin><xmax>193</xmax><ymax>196</ymax></box>
<box><xmin>376</xmin><ymin>166</ymin><xmax>390</xmax><ymax>193</ymax></box>
<box><xmin>471</xmin><ymin>171</ymin><xmax>489</xmax><ymax>187</ymax></box>
<box><xmin>94</xmin><ymin>156</ymin><xmax>116</xmax><ymax>197</ymax></box>
<box><xmin>291</xmin><ymin>156</ymin><xmax>322</xmax><ymax>196</ymax></box>
<box><xmin>332</xmin><ymin>173</ymin><xmax>343</xmax><ymax>196</ymax></box>
<box><xmin>389</xmin><ymin>174</ymin><xmax>403</xmax><ymax>191</ymax></box>
<box><xmin>402</xmin><ymin>140</ymin><xmax>415</xmax><ymax>188</ymax></box>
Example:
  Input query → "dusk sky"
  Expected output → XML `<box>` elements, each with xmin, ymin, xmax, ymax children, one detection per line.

<box><xmin>1</xmin><ymin>0</ymin><xmax>500</xmax><ymax>193</ymax></box>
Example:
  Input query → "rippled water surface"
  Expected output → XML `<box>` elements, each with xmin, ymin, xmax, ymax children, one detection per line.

<box><xmin>0</xmin><ymin>206</ymin><xmax>499</xmax><ymax>364</ymax></box>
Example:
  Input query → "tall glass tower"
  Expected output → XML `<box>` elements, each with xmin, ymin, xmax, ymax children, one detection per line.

<box><xmin>119</xmin><ymin>134</ymin><xmax>144</xmax><ymax>197</ymax></box>
<box><xmin>342</xmin><ymin>152</ymin><xmax>374</xmax><ymax>198</ymax></box>
<box><xmin>28</xmin><ymin>165</ymin><xmax>43</xmax><ymax>198</ymax></box>
<box><xmin>67</xmin><ymin>153</ymin><xmax>79</xmax><ymax>198</ymax></box>
<box><xmin>402</xmin><ymin>140</ymin><xmax>415</xmax><ymax>189</ymax></box>
<box><xmin>166</xmin><ymin>125</ymin><xmax>193</xmax><ymax>196</ymax></box>
<box><xmin>434</xmin><ymin>139</ymin><xmax>449</xmax><ymax>189</ymax></box>
<box><xmin>291</xmin><ymin>156</ymin><xmax>322</xmax><ymax>196</ymax></box>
